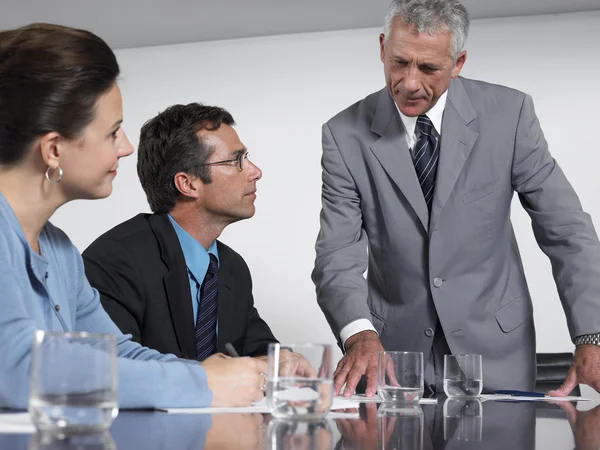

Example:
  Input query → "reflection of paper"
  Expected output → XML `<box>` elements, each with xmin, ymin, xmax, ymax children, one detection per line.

<box><xmin>480</xmin><ymin>394</ymin><xmax>590</xmax><ymax>402</ymax></box>
<box><xmin>0</xmin><ymin>413</ymin><xmax>35</xmax><ymax>434</ymax></box>
<box><xmin>338</xmin><ymin>394</ymin><xmax>437</xmax><ymax>404</ymax></box>
<box><xmin>162</xmin><ymin>396</ymin><xmax>360</xmax><ymax>414</ymax></box>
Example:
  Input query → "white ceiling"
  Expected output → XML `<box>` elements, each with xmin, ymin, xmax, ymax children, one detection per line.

<box><xmin>3</xmin><ymin>0</ymin><xmax>600</xmax><ymax>49</ymax></box>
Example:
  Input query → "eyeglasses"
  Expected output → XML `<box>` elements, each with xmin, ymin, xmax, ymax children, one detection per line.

<box><xmin>200</xmin><ymin>151</ymin><xmax>249</xmax><ymax>172</ymax></box>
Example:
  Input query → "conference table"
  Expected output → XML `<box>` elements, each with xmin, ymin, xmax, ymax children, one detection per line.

<box><xmin>1</xmin><ymin>398</ymin><xmax>598</xmax><ymax>449</ymax></box>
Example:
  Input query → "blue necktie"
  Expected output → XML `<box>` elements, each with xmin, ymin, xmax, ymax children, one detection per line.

<box><xmin>412</xmin><ymin>114</ymin><xmax>439</xmax><ymax>212</ymax></box>
<box><xmin>195</xmin><ymin>254</ymin><xmax>218</xmax><ymax>361</ymax></box>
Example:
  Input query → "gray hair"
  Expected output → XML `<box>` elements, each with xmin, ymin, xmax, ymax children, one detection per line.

<box><xmin>383</xmin><ymin>0</ymin><xmax>470</xmax><ymax>61</ymax></box>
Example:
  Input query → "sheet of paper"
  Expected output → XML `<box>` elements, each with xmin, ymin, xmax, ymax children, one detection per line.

<box><xmin>480</xmin><ymin>394</ymin><xmax>590</xmax><ymax>402</ymax></box>
<box><xmin>0</xmin><ymin>413</ymin><xmax>35</xmax><ymax>434</ymax></box>
<box><xmin>162</xmin><ymin>389</ymin><xmax>360</xmax><ymax>414</ymax></box>
<box><xmin>339</xmin><ymin>394</ymin><xmax>438</xmax><ymax>405</ymax></box>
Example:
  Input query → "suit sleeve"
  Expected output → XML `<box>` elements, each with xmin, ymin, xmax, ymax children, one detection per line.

<box><xmin>512</xmin><ymin>94</ymin><xmax>600</xmax><ymax>339</ymax></box>
<box><xmin>82</xmin><ymin>237</ymin><xmax>145</xmax><ymax>343</ymax></box>
<box><xmin>311</xmin><ymin>123</ymin><xmax>372</xmax><ymax>341</ymax></box>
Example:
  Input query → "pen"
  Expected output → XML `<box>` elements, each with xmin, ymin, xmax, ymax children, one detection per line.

<box><xmin>224</xmin><ymin>342</ymin><xmax>240</xmax><ymax>358</ymax></box>
<box><xmin>495</xmin><ymin>390</ymin><xmax>546</xmax><ymax>397</ymax></box>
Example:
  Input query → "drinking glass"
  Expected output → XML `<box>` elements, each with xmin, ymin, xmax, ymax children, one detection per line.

<box><xmin>29</xmin><ymin>331</ymin><xmax>118</xmax><ymax>433</ymax></box>
<box><xmin>443</xmin><ymin>354</ymin><xmax>483</xmax><ymax>398</ymax></box>
<box><xmin>377</xmin><ymin>351</ymin><xmax>424</xmax><ymax>403</ymax></box>
<box><xmin>266</xmin><ymin>343</ymin><xmax>333</xmax><ymax>419</ymax></box>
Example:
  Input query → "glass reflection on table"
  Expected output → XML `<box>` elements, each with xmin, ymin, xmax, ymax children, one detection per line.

<box><xmin>443</xmin><ymin>398</ymin><xmax>482</xmax><ymax>442</ymax></box>
<box><xmin>266</xmin><ymin>418</ymin><xmax>332</xmax><ymax>450</ymax></box>
<box><xmin>377</xmin><ymin>403</ymin><xmax>424</xmax><ymax>450</ymax></box>
<box><xmin>28</xmin><ymin>432</ymin><xmax>115</xmax><ymax>450</ymax></box>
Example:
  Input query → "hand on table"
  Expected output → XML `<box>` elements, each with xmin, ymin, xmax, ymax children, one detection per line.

<box><xmin>549</xmin><ymin>345</ymin><xmax>600</xmax><ymax>396</ymax></box>
<box><xmin>334</xmin><ymin>331</ymin><xmax>384</xmax><ymax>397</ymax></box>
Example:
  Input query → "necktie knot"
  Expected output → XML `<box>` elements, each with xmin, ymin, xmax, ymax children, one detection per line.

<box><xmin>207</xmin><ymin>254</ymin><xmax>218</xmax><ymax>277</ymax></box>
<box><xmin>416</xmin><ymin>114</ymin><xmax>433</xmax><ymax>136</ymax></box>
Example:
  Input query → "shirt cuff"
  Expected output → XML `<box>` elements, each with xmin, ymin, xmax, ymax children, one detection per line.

<box><xmin>339</xmin><ymin>319</ymin><xmax>377</xmax><ymax>350</ymax></box>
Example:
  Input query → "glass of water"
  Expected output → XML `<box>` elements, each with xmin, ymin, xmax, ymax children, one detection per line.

<box><xmin>443</xmin><ymin>354</ymin><xmax>483</xmax><ymax>398</ymax></box>
<box><xmin>377</xmin><ymin>351</ymin><xmax>424</xmax><ymax>403</ymax></box>
<box><xmin>29</xmin><ymin>331</ymin><xmax>118</xmax><ymax>433</ymax></box>
<box><xmin>266</xmin><ymin>343</ymin><xmax>333</xmax><ymax>419</ymax></box>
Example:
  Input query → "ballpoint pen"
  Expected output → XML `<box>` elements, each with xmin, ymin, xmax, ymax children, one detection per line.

<box><xmin>224</xmin><ymin>342</ymin><xmax>240</xmax><ymax>358</ymax></box>
<box><xmin>495</xmin><ymin>390</ymin><xmax>547</xmax><ymax>397</ymax></box>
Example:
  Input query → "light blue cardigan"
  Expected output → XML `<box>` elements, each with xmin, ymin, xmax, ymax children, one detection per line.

<box><xmin>0</xmin><ymin>194</ymin><xmax>212</xmax><ymax>409</ymax></box>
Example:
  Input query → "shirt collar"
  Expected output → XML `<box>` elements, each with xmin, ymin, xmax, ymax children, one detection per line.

<box><xmin>167</xmin><ymin>214</ymin><xmax>219</xmax><ymax>284</ymax></box>
<box><xmin>395</xmin><ymin>89</ymin><xmax>448</xmax><ymax>138</ymax></box>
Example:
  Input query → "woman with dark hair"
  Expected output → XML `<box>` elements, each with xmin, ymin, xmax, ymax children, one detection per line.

<box><xmin>0</xmin><ymin>23</ymin><xmax>266</xmax><ymax>410</ymax></box>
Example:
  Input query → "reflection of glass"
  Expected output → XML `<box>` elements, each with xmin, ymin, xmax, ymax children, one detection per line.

<box><xmin>28</xmin><ymin>432</ymin><xmax>115</xmax><ymax>450</ymax></box>
<box><xmin>377</xmin><ymin>404</ymin><xmax>424</xmax><ymax>450</ymax></box>
<box><xmin>266</xmin><ymin>419</ymin><xmax>332</xmax><ymax>450</ymax></box>
<box><xmin>443</xmin><ymin>398</ymin><xmax>483</xmax><ymax>442</ymax></box>
<box><xmin>29</xmin><ymin>331</ymin><xmax>118</xmax><ymax>433</ymax></box>
<box><xmin>377</xmin><ymin>351</ymin><xmax>424</xmax><ymax>403</ymax></box>
<box><xmin>266</xmin><ymin>343</ymin><xmax>333</xmax><ymax>419</ymax></box>
<box><xmin>443</xmin><ymin>354</ymin><xmax>483</xmax><ymax>398</ymax></box>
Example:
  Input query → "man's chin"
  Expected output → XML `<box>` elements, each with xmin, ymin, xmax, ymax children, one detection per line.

<box><xmin>394</xmin><ymin>96</ymin><xmax>430</xmax><ymax>116</ymax></box>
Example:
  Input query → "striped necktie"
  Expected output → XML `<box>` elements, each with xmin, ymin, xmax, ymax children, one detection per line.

<box><xmin>195</xmin><ymin>254</ymin><xmax>218</xmax><ymax>360</ymax></box>
<box><xmin>412</xmin><ymin>114</ymin><xmax>439</xmax><ymax>212</ymax></box>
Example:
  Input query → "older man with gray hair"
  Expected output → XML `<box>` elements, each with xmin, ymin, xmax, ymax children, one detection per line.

<box><xmin>313</xmin><ymin>0</ymin><xmax>600</xmax><ymax>397</ymax></box>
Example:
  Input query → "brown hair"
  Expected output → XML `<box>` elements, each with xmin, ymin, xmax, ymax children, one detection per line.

<box><xmin>0</xmin><ymin>23</ymin><xmax>120</xmax><ymax>165</ymax></box>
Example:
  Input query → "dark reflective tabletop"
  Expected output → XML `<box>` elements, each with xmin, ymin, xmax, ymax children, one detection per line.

<box><xmin>2</xmin><ymin>400</ymin><xmax>598</xmax><ymax>449</ymax></box>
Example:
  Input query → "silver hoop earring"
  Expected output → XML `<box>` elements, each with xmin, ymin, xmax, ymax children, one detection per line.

<box><xmin>45</xmin><ymin>166</ymin><xmax>63</xmax><ymax>184</ymax></box>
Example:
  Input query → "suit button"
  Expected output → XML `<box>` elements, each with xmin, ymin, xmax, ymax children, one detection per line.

<box><xmin>425</xmin><ymin>327</ymin><xmax>434</xmax><ymax>337</ymax></box>
<box><xmin>433</xmin><ymin>278</ymin><xmax>443</xmax><ymax>288</ymax></box>
<box><xmin>54</xmin><ymin>305</ymin><xmax>60</xmax><ymax>312</ymax></box>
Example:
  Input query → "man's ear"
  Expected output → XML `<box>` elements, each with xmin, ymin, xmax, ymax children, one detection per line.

<box><xmin>173</xmin><ymin>172</ymin><xmax>201</xmax><ymax>199</ymax></box>
<box><xmin>451</xmin><ymin>50</ymin><xmax>467</xmax><ymax>78</ymax></box>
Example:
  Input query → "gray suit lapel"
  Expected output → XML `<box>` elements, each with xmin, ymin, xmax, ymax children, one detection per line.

<box><xmin>370</xmin><ymin>89</ymin><xmax>429</xmax><ymax>232</ymax></box>
<box><xmin>430</xmin><ymin>78</ymin><xmax>479</xmax><ymax>231</ymax></box>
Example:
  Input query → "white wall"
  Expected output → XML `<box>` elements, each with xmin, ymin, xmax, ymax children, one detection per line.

<box><xmin>52</xmin><ymin>12</ymin><xmax>600</xmax><ymax>370</ymax></box>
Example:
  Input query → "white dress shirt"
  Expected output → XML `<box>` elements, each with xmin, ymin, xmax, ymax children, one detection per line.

<box><xmin>338</xmin><ymin>91</ymin><xmax>448</xmax><ymax>348</ymax></box>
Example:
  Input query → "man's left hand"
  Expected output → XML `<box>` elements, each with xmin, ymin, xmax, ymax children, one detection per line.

<box><xmin>549</xmin><ymin>344</ymin><xmax>600</xmax><ymax>396</ymax></box>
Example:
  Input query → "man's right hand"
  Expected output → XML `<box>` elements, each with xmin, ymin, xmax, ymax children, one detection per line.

<box><xmin>201</xmin><ymin>353</ymin><xmax>267</xmax><ymax>407</ymax></box>
<box><xmin>334</xmin><ymin>331</ymin><xmax>384</xmax><ymax>397</ymax></box>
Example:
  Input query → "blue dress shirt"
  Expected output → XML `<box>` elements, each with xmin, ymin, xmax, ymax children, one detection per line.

<box><xmin>167</xmin><ymin>215</ymin><xmax>219</xmax><ymax>326</ymax></box>
<box><xmin>0</xmin><ymin>194</ymin><xmax>211</xmax><ymax>410</ymax></box>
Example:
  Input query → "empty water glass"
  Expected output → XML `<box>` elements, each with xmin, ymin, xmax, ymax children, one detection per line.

<box><xmin>377</xmin><ymin>351</ymin><xmax>424</xmax><ymax>403</ymax></box>
<box><xmin>29</xmin><ymin>331</ymin><xmax>118</xmax><ymax>433</ymax></box>
<box><xmin>443</xmin><ymin>354</ymin><xmax>483</xmax><ymax>398</ymax></box>
<box><xmin>266</xmin><ymin>343</ymin><xmax>333</xmax><ymax>419</ymax></box>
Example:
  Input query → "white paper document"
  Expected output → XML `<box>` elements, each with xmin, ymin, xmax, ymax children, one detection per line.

<box><xmin>480</xmin><ymin>394</ymin><xmax>590</xmax><ymax>402</ymax></box>
<box><xmin>161</xmin><ymin>389</ymin><xmax>360</xmax><ymax>415</ymax></box>
<box><xmin>339</xmin><ymin>394</ymin><xmax>438</xmax><ymax>405</ymax></box>
<box><xmin>0</xmin><ymin>413</ymin><xmax>35</xmax><ymax>434</ymax></box>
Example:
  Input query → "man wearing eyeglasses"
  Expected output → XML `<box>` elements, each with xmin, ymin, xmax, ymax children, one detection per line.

<box><xmin>82</xmin><ymin>103</ymin><xmax>278</xmax><ymax>363</ymax></box>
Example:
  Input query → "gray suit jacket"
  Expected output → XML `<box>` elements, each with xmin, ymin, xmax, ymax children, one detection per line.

<box><xmin>312</xmin><ymin>76</ymin><xmax>600</xmax><ymax>391</ymax></box>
